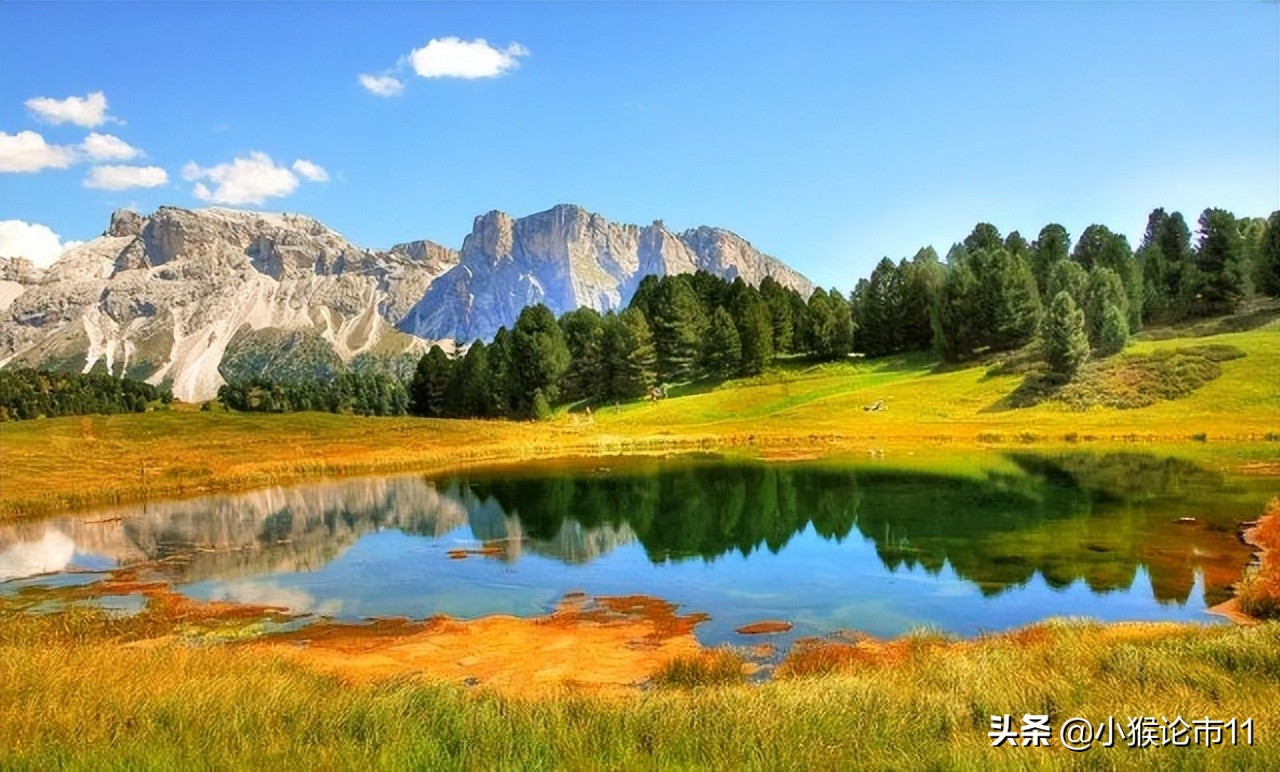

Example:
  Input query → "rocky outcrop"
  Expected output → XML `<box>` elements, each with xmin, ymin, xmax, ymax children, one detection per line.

<box><xmin>0</xmin><ymin>204</ymin><xmax>813</xmax><ymax>400</ymax></box>
<box><xmin>0</xmin><ymin>207</ymin><xmax>458</xmax><ymax>400</ymax></box>
<box><xmin>399</xmin><ymin>204</ymin><xmax>813</xmax><ymax>344</ymax></box>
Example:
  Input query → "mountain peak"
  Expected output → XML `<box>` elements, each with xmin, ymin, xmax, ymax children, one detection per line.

<box><xmin>1</xmin><ymin>204</ymin><xmax>812</xmax><ymax>402</ymax></box>
<box><xmin>399</xmin><ymin>206</ymin><xmax>814</xmax><ymax>343</ymax></box>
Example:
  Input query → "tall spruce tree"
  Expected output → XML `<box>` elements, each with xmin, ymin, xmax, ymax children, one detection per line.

<box><xmin>454</xmin><ymin>341</ymin><xmax>495</xmax><ymax>417</ymax></box>
<box><xmin>991</xmin><ymin>250</ymin><xmax>1042</xmax><ymax>350</ymax></box>
<box><xmin>487</xmin><ymin>327</ymin><xmax>515</xmax><ymax>418</ymax></box>
<box><xmin>1157</xmin><ymin>210</ymin><xmax>1193</xmax><ymax>304</ymax></box>
<box><xmin>1042</xmin><ymin>291</ymin><xmax>1089</xmax><ymax>378</ymax></box>
<box><xmin>859</xmin><ymin>257</ymin><xmax>903</xmax><ymax>356</ymax></box>
<box><xmin>702</xmin><ymin>306</ymin><xmax>743</xmax><ymax>378</ymax></box>
<box><xmin>758</xmin><ymin>276</ymin><xmax>795</xmax><ymax>354</ymax></box>
<box><xmin>806</xmin><ymin>288</ymin><xmax>854</xmax><ymax>360</ymax></box>
<box><xmin>963</xmin><ymin>223</ymin><xmax>1003</xmax><ymax>253</ymax></box>
<box><xmin>1097</xmin><ymin>304</ymin><xmax>1129</xmax><ymax>357</ymax></box>
<box><xmin>598</xmin><ymin>308</ymin><xmax>657</xmax><ymax>400</ymax></box>
<box><xmin>510</xmin><ymin>304</ymin><xmax>571</xmax><ymax>418</ymax></box>
<box><xmin>730</xmin><ymin>283</ymin><xmax>774</xmax><ymax>375</ymax></box>
<box><xmin>558</xmin><ymin>307</ymin><xmax>604</xmax><ymax>402</ymax></box>
<box><xmin>931</xmin><ymin>260</ymin><xmax>980</xmax><ymax>362</ymax></box>
<box><xmin>1004</xmin><ymin>231</ymin><xmax>1029</xmax><ymax>257</ymax></box>
<box><xmin>649</xmin><ymin>276</ymin><xmax>707</xmax><ymax>382</ymax></box>
<box><xmin>1031</xmin><ymin>224</ymin><xmax>1071</xmax><ymax>297</ymax></box>
<box><xmin>1047</xmin><ymin>260</ymin><xmax>1089</xmax><ymax>308</ymax></box>
<box><xmin>1258</xmin><ymin>211</ymin><xmax>1280</xmax><ymax>298</ymax></box>
<box><xmin>1084</xmin><ymin>268</ymin><xmax>1128</xmax><ymax>349</ymax></box>
<box><xmin>899</xmin><ymin>248</ymin><xmax>943</xmax><ymax>352</ymax></box>
<box><xmin>1074</xmin><ymin>225</ymin><xmax>1142</xmax><ymax>329</ymax></box>
<box><xmin>1190</xmin><ymin>208</ymin><xmax>1249</xmax><ymax>316</ymax></box>
<box><xmin>409</xmin><ymin>345</ymin><xmax>452</xmax><ymax>417</ymax></box>
<box><xmin>1138</xmin><ymin>244</ymin><xmax>1170</xmax><ymax>322</ymax></box>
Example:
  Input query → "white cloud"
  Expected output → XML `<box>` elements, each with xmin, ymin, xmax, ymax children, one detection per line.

<box><xmin>291</xmin><ymin>158</ymin><xmax>329</xmax><ymax>182</ymax></box>
<box><xmin>80</xmin><ymin>132</ymin><xmax>142</xmax><ymax>161</ymax></box>
<box><xmin>84</xmin><ymin>164</ymin><xmax>168</xmax><ymax>190</ymax></box>
<box><xmin>0</xmin><ymin>221</ymin><xmax>81</xmax><ymax>267</ymax></box>
<box><xmin>25</xmin><ymin>91</ymin><xmax>115</xmax><ymax>127</ymax></box>
<box><xmin>182</xmin><ymin>151</ymin><xmax>324</xmax><ymax>205</ymax></box>
<box><xmin>359</xmin><ymin>73</ymin><xmax>405</xmax><ymax>97</ymax></box>
<box><xmin>407</xmin><ymin>37</ymin><xmax>529</xmax><ymax>79</ymax></box>
<box><xmin>0</xmin><ymin>130</ymin><xmax>78</xmax><ymax>173</ymax></box>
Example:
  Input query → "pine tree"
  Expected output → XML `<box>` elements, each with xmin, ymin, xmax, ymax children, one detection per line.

<box><xmin>1084</xmin><ymin>268</ymin><xmax>1128</xmax><ymax>349</ymax></box>
<box><xmin>811</xmin><ymin>287</ymin><xmax>854</xmax><ymax>360</ymax></box>
<box><xmin>1096</xmin><ymin>303</ymin><xmax>1129</xmax><ymax>357</ymax></box>
<box><xmin>1258</xmin><ymin>211</ymin><xmax>1280</xmax><ymax>298</ymax></box>
<box><xmin>649</xmin><ymin>276</ymin><xmax>707</xmax><ymax>382</ymax></box>
<box><xmin>860</xmin><ymin>257</ymin><xmax>903</xmax><ymax>356</ymax></box>
<box><xmin>730</xmin><ymin>285</ymin><xmax>774</xmax><ymax>376</ymax></box>
<box><xmin>787</xmin><ymin>289</ymin><xmax>811</xmax><ymax>355</ymax></box>
<box><xmin>1031</xmin><ymin>224</ymin><xmax>1071</xmax><ymax>298</ymax></box>
<box><xmin>1004</xmin><ymin>231</ymin><xmax>1029</xmax><ymax>257</ymax></box>
<box><xmin>758</xmin><ymin>276</ymin><xmax>795</xmax><ymax>354</ymax></box>
<box><xmin>487</xmin><ymin>327</ymin><xmax>515</xmax><ymax>418</ymax></box>
<box><xmin>899</xmin><ymin>248</ymin><xmax>943</xmax><ymax>352</ymax></box>
<box><xmin>530</xmin><ymin>388</ymin><xmax>552</xmax><ymax>421</ymax></box>
<box><xmin>690</xmin><ymin>271</ymin><xmax>732</xmax><ymax>317</ymax></box>
<box><xmin>598</xmin><ymin>308</ymin><xmax>657</xmax><ymax>399</ymax></box>
<box><xmin>452</xmin><ymin>341</ymin><xmax>494</xmax><ymax>417</ymax></box>
<box><xmin>1189</xmin><ymin>208</ymin><xmax>1249</xmax><ymax>316</ymax></box>
<box><xmin>963</xmin><ymin>222</ymin><xmax>1003</xmax><ymax>253</ymax></box>
<box><xmin>991</xmin><ymin>250</ymin><xmax>1042</xmax><ymax>351</ymax></box>
<box><xmin>511</xmin><ymin>304</ymin><xmax>571</xmax><ymax>418</ymax></box>
<box><xmin>1138</xmin><ymin>245</ymin><xmax>1169</xmax><ymax>322</ymax></box>
<box><xmin>702</xmin><ymin>306</ymin><xmax>743</xmax><ymax>379</ymax></box>
<box><xmin>558</xmin><ymin>307</ymin><xmax>603</xmax><ymax>402</ymax></box>
<box><xmin>628</xmin><ymin>274</ymin><xmax>661</xmax><ymax>318</ymax></box>
<box><xmin>931</xmin><ymin>261</ymin><xmax>979</xmax><ymax>362</ymax></box>
<box><xmin>1042</xmin><ymin>291</ymin><xmax>1089</xmax><ymax>378</ymax></box>
<box><xmin>1157</xmin><ymin>210</ymin><xmax>1193</xmax><ymax>304</ymax></box>
<box><xmin>409</xmin><ymin>345</ymin><xmax>452</xmax><ymax>417</ymax></box>
<box><xmin>1074</xmin><ymin>224</ymin><xmax>1142</xmax><ymax>329</ymax></box>
<box><xmin>1047</xmin><ymin>260</ymin><xmax>1088</xmax><ymax>308</ymax></box>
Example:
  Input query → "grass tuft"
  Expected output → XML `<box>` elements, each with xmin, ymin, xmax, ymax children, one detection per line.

<box><xmin>651</xmin><ymin>649</ymin><xmax>749</xmax><ymax>688</ymax></box>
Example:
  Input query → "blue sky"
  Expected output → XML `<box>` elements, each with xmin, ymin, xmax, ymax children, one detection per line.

<box><xmin>1</xmin><ymin>1</ymin><xmax>1276</xmax><ymax>288</ymax></box>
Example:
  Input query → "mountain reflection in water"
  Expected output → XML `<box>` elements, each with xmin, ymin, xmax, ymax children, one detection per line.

<box><xmin>0</xmin><ymin>453</ymin><xmax>1265</xmax><ymax>639</ymax></box>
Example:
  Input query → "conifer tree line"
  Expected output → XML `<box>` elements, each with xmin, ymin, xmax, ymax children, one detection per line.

<box><xmin>405</xmin><ymin>205</ymin><xmax>1275</xmax><ymax>418</ymax></box>
<box><xmin>0</xmin><ymin>368</ymin><xmax>172</xmax><ymax>421</ymax></box>
<box><xmin>851</xmin><ymin>207</ymin><xmax>1277</xmax><ymax>378</ymax></box>
<box><xmin>216</xmin><ymin>372</ymin><xmax>410</xmax><ymax>416</ymax></box>
<box><xmin>408</xmin><ymin>272</ymin><xmax>852</xmax><ymax>419</ymax></box>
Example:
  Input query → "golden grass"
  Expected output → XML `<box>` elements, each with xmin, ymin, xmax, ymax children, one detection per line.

<box><xmin>2</xmin><ymin>604</ymin><xmax>1278</xmax><ymax>769</ymax></box>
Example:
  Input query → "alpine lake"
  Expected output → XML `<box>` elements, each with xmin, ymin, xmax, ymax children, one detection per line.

<box><xmin>2</xmin><ymin>451</ymin><xmax>1273</xmax><ymax>654</ymax></box>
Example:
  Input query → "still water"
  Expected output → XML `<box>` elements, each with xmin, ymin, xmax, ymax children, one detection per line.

<box><xmin>1</xmin><ymin>453</ymin><xmax>1271</xmax><ymax>648</ymax></box>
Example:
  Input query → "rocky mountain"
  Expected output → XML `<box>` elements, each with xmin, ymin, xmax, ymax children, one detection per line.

<box><xmin>0</xmin><ymin>207</ymin><xmax>458</xmax><ymax>402</ymax></box>
<box><xmin>0</xmin><ymin>204</ymin><xmax>813</xmax><ymax>402</ymax></box>
<box><xmin>398</xmin><ymin>204</ymin><xmax>813</xmax><ymax>343</ymax></box>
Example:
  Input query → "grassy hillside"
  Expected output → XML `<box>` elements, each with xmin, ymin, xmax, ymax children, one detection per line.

<box><xmin>1</xmin><ymin>320</ymin><xmax>1276</xmax><ymax>519</ymax></box>
<box><xmin>590</xmin><ymin>325</ymin><xmax>1279</xmax><ymax>442</ymax></box>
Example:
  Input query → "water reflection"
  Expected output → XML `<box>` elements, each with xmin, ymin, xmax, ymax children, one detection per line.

<box><xmin>0</xmin><ymin>453</ymin><xmax>1266</xmax><ymax>634</ymax></box>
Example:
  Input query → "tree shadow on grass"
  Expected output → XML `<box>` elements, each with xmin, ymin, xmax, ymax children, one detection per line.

<box><xmin>980</xmin><ymin>371</ymin><xmax>1066</xmax><ymax>413</ymax></box>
